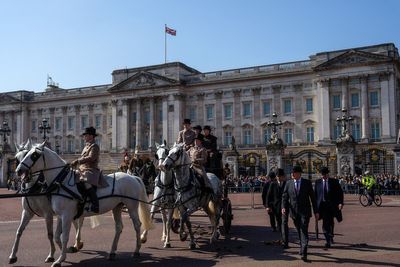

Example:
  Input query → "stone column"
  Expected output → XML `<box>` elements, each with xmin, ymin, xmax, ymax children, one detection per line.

<box><xmin>341</xmin><ymin>77</ymin><xmax>349</xmax><ymax>109</ymax></box>
<box><xmin>74</xmin><ymin>105</ymin><xmax>81</xmax><ymax>151</ymax></box>
<box><xmin>360</xmin><ymin>76</ymin><xmax>369</xmax><ymax>142</ymax></box>
<box><xmin>336</xmin><ymin>141</ymin><xmax>355</xmax><ymax>176</ymax></box>
<box><xmin>49</xmin><ymin>107</ymin><xmax>55</xmax><ymax>148</ymax></box>
<box><xmin>62</xmin><ymin>106</ymin><xmax>68</xmax><ymax>153</ymax></box>
<box><xmin>173</xmin><ymin>93</ymin><xmax>183</xmax><ymax>142</ymax></box>
<box><xmin>293</xmin><ymin>84</ymin><xmax>303</xmax><ymax>144</ymax></box>
<box><xmin>252</xmin><ymin>87</ymin><xmax>261</xmax><ymax>144</ymax></box>
<box><xmin>37</xmin><ymin>108</ymin><xmax>43</xmax><ymax>141</ymax></box>
<box><xmin>393</xmin><ymin>145</ymin><xmax>400</xmax><ymax>175</ymax></box>
<box><xmin>232</xmin><ymin>89</ymin><xmax>242</xmax><ymax>143</ymax></box>
<box><xmin>388</xmin><ymin>72</ymin><xmax>397</xmax><ymax>138</ymax></box>
<box><xmin>149</xmin><ymin>97</ymin><xmax>156</xmax><ymax>150</ymax></box>
<box><xmin>162</xmin><ymin>96</ymin><xmax>169</xmax><ymax>144</ymax></box>
<box><xmin>317</xmin><ymin>79</ymin><xmax>331</xmax><ymax>144</ymax></box>
<box><xmin>214</xmin><ymin>91</ymin><xmax>223</xmax><ymax>142</ymax></box>
<box><xmin>101</xmin><ymin>103</ymin><xmax>109</xmax><ymax>151</ymax></box>
<box><xmin>135</xmin><ymin>98</ymin><xmax>142</xmax><ymax>151</ymax></box>
<box><xmin>196</xmin><ymin>93</ymin><xmax>205</xmax><ymax>124</ymax></box>
<box><xmin>379</xmin><ymin>72</ymin><xmax>391</xmax><ymax>140</ymax></box>
<box><xmin>120</xmin><ymin>99</ymin><xmax>130</xmax><ymax>151</ymax></box>
<box><xmin>111</xmin><ymin>100</ymin><xmax>118</xmax><ymax>152</ymax></box>
<box><xmin>20</xmin><ymin>105</ymin><xmax>29</xmax><ymax>143</ymax></box>
<box><xmin>88</xmin><ymin>104</ymin><xmax>94</xmax><ymax>126</ymax></box>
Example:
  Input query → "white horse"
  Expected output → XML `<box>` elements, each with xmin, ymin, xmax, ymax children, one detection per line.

<box><xmin>160</xmin><ymin>143</ymin><xmax>221</xmax><ymax>249</ymax></box>
<box><xmin>141</xmin><ymin>141</ymin><xmax>177</xmax><ymax>248</ymax></box>
<box><xmin>15</xmin><ymin>142</ymin><xmax>153</xmax><ymax>267</ymax></box>
<box><xmin>9</xmin><ymin>141</ymin><xmax>84</xmax><ymax>264</ymax></box>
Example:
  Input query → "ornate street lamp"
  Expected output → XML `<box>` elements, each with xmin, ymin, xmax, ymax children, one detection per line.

<box><xmin>39</xmin><ymin>118</ymin><xmax>51</xmax><ymax>141</ymax></box>
<box><xmin>0</xmin><ymin>120</ymin><xmax>11</xmax><ymax>144</ymax></box>
<box><xmin>336</xmin><ymin>108</ymin><xmax>353</xmax><ymax>137</ymax></box>
<box><xmin>267</xmin><ymin>112</ymin><xmax>283</xmax><ymax>141</ymax></box>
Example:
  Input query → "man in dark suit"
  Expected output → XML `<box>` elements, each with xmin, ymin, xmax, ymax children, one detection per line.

<box><xmin>266</xmin><ymin>168</ymin><xmax>289</xmax><ymax>248</ymax></box>
<box><xmin>282</xmin><ymin>165</ymin><xmax>318</xmax><ymax>262</ymax></box>
<box><xmin>262</xmin><ymin>172</ymin><xmax>277</xmax><ymax>231</ymax></box>
<box><xmin>314</xmin><ymin>166</ymin><xmax>344</xmax><ymax>248</ymax></box>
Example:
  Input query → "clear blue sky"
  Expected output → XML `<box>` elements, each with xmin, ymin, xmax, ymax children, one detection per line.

<box><xmin>1</xmin><ymin>0</ymin><xmax>399</xmax><ymax>93</ymax></box>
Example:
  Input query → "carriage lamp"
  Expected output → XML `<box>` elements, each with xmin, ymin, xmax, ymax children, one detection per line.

<box><xmin>39</xmin><ymin>118</ymin><xmax>51</xmax><ymax>141</ymax></box>
<box><xmin>0</xmin><ymin>120</ymin><xmax>11</xmax><ymax>144</ymax></box>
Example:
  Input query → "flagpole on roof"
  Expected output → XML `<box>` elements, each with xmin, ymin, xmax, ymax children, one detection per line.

<box><xmin>164</xmin><ymin>24</ymin><xmax>167</xmax><ymax>63</ymax></box>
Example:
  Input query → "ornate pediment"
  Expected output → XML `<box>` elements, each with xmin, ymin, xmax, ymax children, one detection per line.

<box><xmin>0</xmin><ymin>93</ymin><xmax>21</xmax><ymax>104</ymax></box>
<box><xmin>314</xmin><ymin>50</ymin><xmax>392</xmax><ymax>71</ymax></box>
<box><xmin>108</xmin><ymin>71</ymin><xmax>180</xmax><ymax>92</ymax></box>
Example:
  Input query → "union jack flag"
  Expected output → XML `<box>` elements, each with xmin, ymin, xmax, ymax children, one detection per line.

<box><xmin>165</xmin><ymin>26</ymin><xmax>176</xmax><ymax>36</ymax></box>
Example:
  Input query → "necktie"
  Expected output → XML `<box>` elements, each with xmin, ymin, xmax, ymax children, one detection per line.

<box><xmin>323</xmin><ymin>180</ymin><xmax>328</xmax><ymax>201</ymax></box>
<box><xmin>295</xmin><ymin>180</ymin><xmax>299</xmax><ymax>194</ymax></box>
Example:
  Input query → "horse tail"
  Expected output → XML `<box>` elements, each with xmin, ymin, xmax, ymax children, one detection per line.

<box><xmin>136</xmin><ymin>177</ymin><xmax>153</xmax><ymax>231</ymax></box>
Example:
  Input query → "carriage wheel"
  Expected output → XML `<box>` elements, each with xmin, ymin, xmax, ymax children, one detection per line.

<box><xmin>171</xmin><ymin>218</ymin><xmax>180</xmax><ymax>234</ymax></box>
<box><xmin>374</xmin><ymin>195</ymin><xmax>382</xmax><ymax>206</ymax></box>
<box><xmin>359</xmin><ymin>194</ymin><xmax>369</xmax><ymax>207</ymax></box>
<box><xmin>220</xmin><ymin>199</ymin><xmax>233</xmax><ymax>235</ymax></box>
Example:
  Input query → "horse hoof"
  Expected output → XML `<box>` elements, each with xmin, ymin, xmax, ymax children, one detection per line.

<box><xmin>133</xmin><ymin>252</ymin><xmax>140</xmax><ymax>258</ymax></box>
<box><xmin>108</xmin><ymin>253</ymin><xmax>116</xmax><ymax>261</ymax></box>
<box><xmin>67</xmin><ymin>246</ymin><xmax>78</xmax><ymax>253</ymax></box>
<box><xmin>141</xmin><ymin>237</ymin><xmax>147</xmax><ymax>244</ymax></box>
<box><xmin>189</xmin><ymin>243</ymin><xmax>196</xmax><ymax>250</ymax></box>
<box><xmin>45</xmin><ymin>257</ymin><xmax>55</xmax><ymax>263</ymax></box>
<box><xmin>180</xmin><ymin>232</ymin><xmax>188</xmax><ymax>242</ymax></box>
<box><xmin>164</xmin><ymin>243</ymin><xmax>171</xmax><ymax>248</ymax></box>
<box><xmin>9</xmin><ymin>257</ymin><xmax>17</xmax><ymax>264</ymax></box>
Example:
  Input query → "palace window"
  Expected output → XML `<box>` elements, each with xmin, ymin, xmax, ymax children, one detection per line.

<box><xmin>188</xmin><ymin>106</ymin><xmax>196</xmax><ymax>121</ymax></box>
<box><xmin>305</xmin><ymin>98</ymin><xmax>313</xmax><ymax>113</ymax></box>
<box><xmin>206</xmin><ymin>105</ymin><xmax>214</xmax><ymax>121</ymax></box>
<box><xmin>243</xmin><ymin>129</ymin><xmax>253</xmax><ymax>145</ymax></box>
<box><xmin>243</xmin><ymin>102</ymin><xmax>252</xmax><ymax>118</ymax></box>
<box><xmin>31</xmin><ymin>119</ymin><xmax>37</xmax><ymax>132</ymax></box>
<box><xmin>351</xmin><ymin>93</ymin><xmax>359</xmax><ymax>108</ymax></box>
<box><xmin>263</xmin><ymin>128</ymin><xmax>272</xmax><ymax>144</ymax></box>
<box><xmin>224</xmin><ymin>131</ymin><xmax>232</xmax><ymax>146</ymax></box>
<box><xmin>333</xmin><ymin>95</ymin><xmax>341</xmax><ymax>110</ymax></box>
<box><xmin>224</xmin><ymin>104</ymin><xmax>232</xmax><ymax>120</ymax></box>
<box><xmin>284</xmin><ymin>128</ymin><xmax>293</xmax><ymax>145</ymax></box>
<box><xmin>67</xmin><ymin>139</ymin><xmax>74</xmax><ymax>153</ymax></box>
<box><xmin>95</xmin><ymin>115</ymin><xmax>101</xmax><ymax>129</ymax></box>
<box><xmin>144</xmin><ymin>110</ymin><xmax>150</xmax><ymax>125</ymax></box>
<box><xmin>370</xmin><ymin>121</ymin><xmax>380</xmax><ymax>141</ymax></box>
<box><xmin>333</xmin><ymin>124</ymin><xmax>341</xmax><ymax>139</ymax></box>
<box><xmin>68</xmin><ymin>116</ymin><xmax>75</xmax><ymax>130</ymax></box>
<box><xmin>283</xmin><ymin>99</ymin><xmax>292</xmax><ymax>114</ymax></box>
<box><xmin>263</xmin><ymin>101</ymin><xmax>271</xmax><ymax>116</ymax></box>
<box><xmin>55</xmin><ymin>117</ymin><xmax>62</xmax><ymax>131</ymax></box>
<box><xmin>132</xmin><ymin>112</ymin><xmax>137</xmax><ymax>123</ymax></box>
<box><xmin>306</xmin><ymin>127</ymin><xmax>314</xmax><ymax>143</ymax></box>
<box><xmin>351</xmin><ymin>122</ymin><xmax>361</xmax><ymax>141</ymax></box>
<box><xmin>81</xmin><ymin>115</ymin><xmax>88</xmax><ymax>129</ymax></box>
<box><xmin>370</xmin><ymin>91</ymin><xmax>379</xmax><ymax>107</ymax></box>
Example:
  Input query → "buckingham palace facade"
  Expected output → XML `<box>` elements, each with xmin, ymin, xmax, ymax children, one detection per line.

<box><xmin>1</xmin><ymin>43</ymin><xmax>400</xmax><ymax>179</ymax></box>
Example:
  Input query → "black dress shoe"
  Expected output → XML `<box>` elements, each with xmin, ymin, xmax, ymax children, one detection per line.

<box><xmin>283</xmin><ymin>244</ymin><xmax>289</xmax><ymax>249</ymax></box>
<box><xmin>325</xmin><ymin>242</ymin><xmax>331</xmax><ymax>248</ymax></box>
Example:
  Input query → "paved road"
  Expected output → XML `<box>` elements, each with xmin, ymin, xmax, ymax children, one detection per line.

<box><xmin>0</xmin><ymin>189</ymin><xmax>399</xmax><ymax>267</ymax></box>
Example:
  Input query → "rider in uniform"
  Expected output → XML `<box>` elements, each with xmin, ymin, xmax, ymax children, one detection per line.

<box><xmin>188</xmin><ymin>134</ymin><xmax>214</xmax><ymax>195</ymax></box>
<box><xmin>177</xmin><ymin>119</ymin><xmax>196</xmax><ymax>150</ymax></box>
<box><xmin>362</xmin><ymin>170</ymin><xmax>377</xmax><ymax>205</ymax></box>
<box><xmin>70</xmin><ymin>127</ymin><xmax>108</xmax><ymax>213</ymax></box>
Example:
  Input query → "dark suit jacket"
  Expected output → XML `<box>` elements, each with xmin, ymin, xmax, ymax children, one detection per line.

<box><xmin>314</xmin><ymin>178</ymin><xmax>344</xmax><ymax>221</ymax></box>
<box><xmin>267</xmin><ymin>180</ymin><xmax>287</xmax><ymax>214</ymax></box>
<box><xmin>282</xmin><ymin>178</ymin><xmax>317</xmax><ymax>219</ymax></box>
<box><xmin>262</xmin><ymin>181</ymin><xmax>272</xmax><ymax>207</ymax></box>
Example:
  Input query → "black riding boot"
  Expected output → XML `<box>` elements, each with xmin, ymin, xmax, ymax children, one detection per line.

<box><xmin>87</xmin><ymin>187</ymin><xmax>99</xmax><ymax>213</ymax></box>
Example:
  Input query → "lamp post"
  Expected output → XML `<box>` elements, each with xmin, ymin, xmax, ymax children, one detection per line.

<box><xmin>0</xmin><ymin>120</ymin><xmax>11</xmax><ymax>144</ymax></box>
<box><xmin>39</xmin><ymin>118</ymin><xmax>51</xmax><ymax>141</ymax></box>
<box><xmin>267</xmin><ymin>112</ymin><xmax>283</xmax><ymax>139</ymax></box>
<box><xmin>336</xmin><ymin>108</ymin><xmax>353</xmax><ymax>137</ymax></box>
